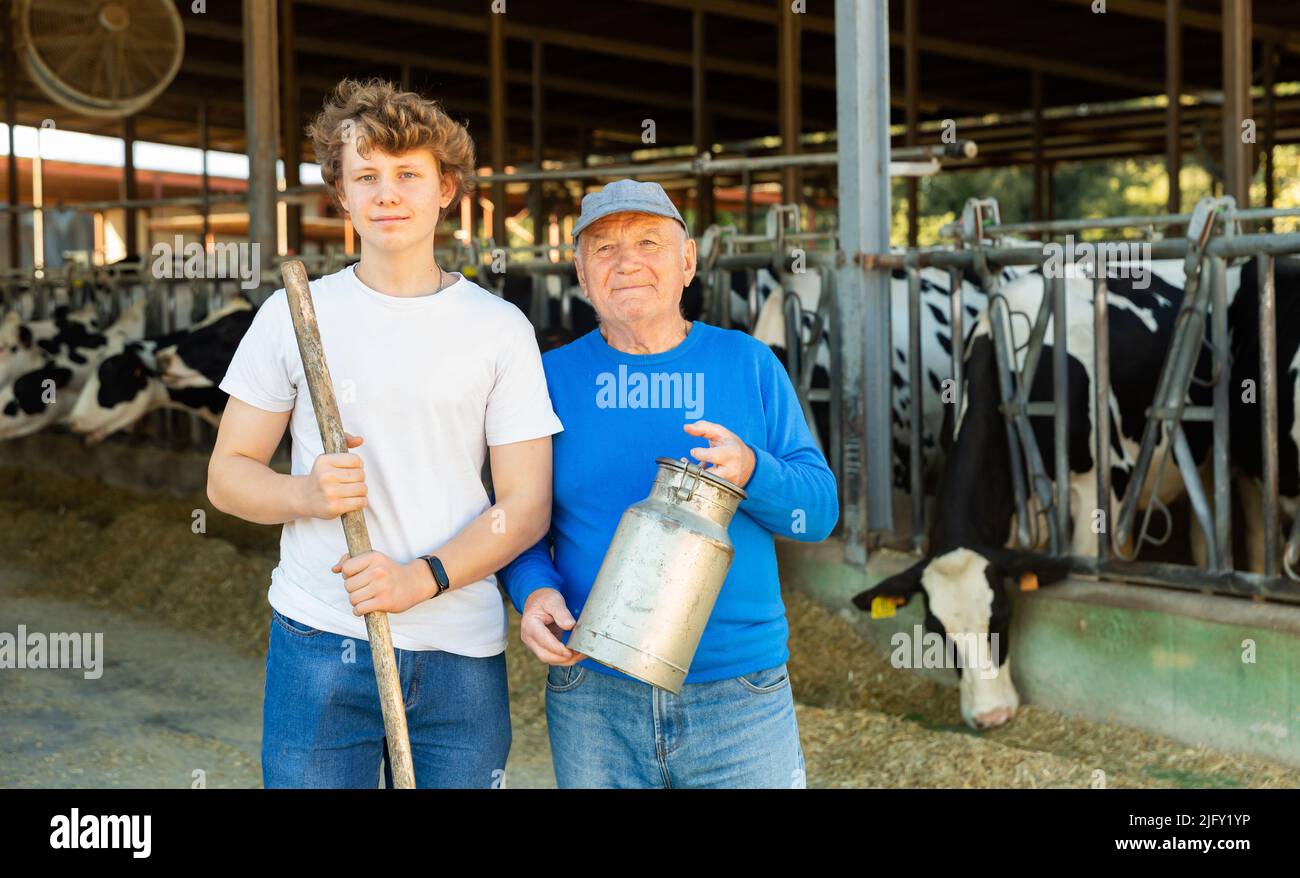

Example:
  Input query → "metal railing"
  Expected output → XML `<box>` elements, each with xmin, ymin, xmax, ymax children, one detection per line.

<box><xmin>866</xmin><ymin>196</ymin><xmax>1300</xmax><ymax>605</ymax></box>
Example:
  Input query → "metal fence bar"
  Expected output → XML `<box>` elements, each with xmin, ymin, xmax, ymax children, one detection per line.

<box><xmin>860</xmin><ymin>231</ymin><xmax>1300</xmax><ymax>271</ymax></box>
<box><xmin>948</xmin><ymin>267</ymin><xmax>964</xmax><ymax>435</ymax></box>
<box><xmin>982</xmin><ymin>206</ymin><xmax>1300</xmax><ymax>239</ymax></box>
<box><xmin>1258</xmin><ymin>255</ymin><xmax>1281</xmax><ymax>576</ymax></box>
<box><xmin>907</xmin><ymin>265</ymin><xmax>924</xmax><ymax>552</ymax></box>
<box><xmin>1052</xmin><ymin>275</ymin><xmax>1070</xmax><ymax>551</ymax></box>
<box><xmin>1093</xmin><ymin>268</ymin><xmax>1111</xmax><ymax>564</ymax></box>
<box><xmin>1211</xmin><ymin>255</ymin><xmax>1233</xmax><ymax>573</ymax></box>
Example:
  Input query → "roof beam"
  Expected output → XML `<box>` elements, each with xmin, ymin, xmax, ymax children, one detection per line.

<box><xmin>1048</xmin><ymin>0</ymin><xmax>1300</xmax><ymax>55</ymax></box>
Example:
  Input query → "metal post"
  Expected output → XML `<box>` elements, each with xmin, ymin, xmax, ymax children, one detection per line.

<box><xmin>199</xmin><ymin>102</ymin><xmax>211</xmax><ymax>252</ymax></box>
<box><xmin>122</xmin><ymin>116</ymin><xmax>138</xmax><ymax>256</ymax></box>
<box><xmin>692</xmin><ymin>8</ymin><xmax>713</xmax><ymax>234</ymax></box>
<box><xmin>280</xmin><ymin>0</ymin><xmax>302</xmax><ymax>255</ymax></box>
<box><xmin>835</xmin><ymin>0</ymin><xmax>893</xmax><ymax>560</ymax></box>
<box><xmin>1032</xmin><ymin>71</ymin><xmax>1044</xmax><ymax>224</ymax></box>
<box><xmin>779</xmin><ymin>0</ymin><xmax>802</xmax><ymax>206</ymax></box>
<box><xmin>1262</xmin><ymin>40</ymin><xmax>1276</xmax><ymax>216</ymax></box>
<box><xmin>4</xmin><ymin>0</ymin><xmax>18</xmax><ymax>268</ymax></box>
<box><xmin>742</xmin><ymin>152</ymin><xmax>753</xmax><ymax>235</ymax></box>
<box><xmin>1258</xmin><ymin>255</ymin><xmax>1279</xmax><ymax>575</ymax></box>
<box><xmin>243</xmin><ymin>0</ymin><xmax>280</xmax><ymax>289</ymax></box>
<box><xmin>1093</xmin><ymin>268</ymin><xmax>1111</xmax><ymax>563</ymax></box>
<box><xmin>1211</xmin><ymin>255</ymin><xmax>1233</xmax><ymax>571</ymax></box>
<box><xmin>908</xmin><ymin>265</ymin><xmax>924</xmax><ymax>550</ymax></box>
<box><xmin>530</xmin><ymin>40</ymin><xmax>544</xmax><ymax>248</ymax></box>
<box><xmin>1052</xmin><ymin>275</ymin><xmax>1070</xmax><ymax>550</ymax></box>
<box><xmin>1165</xmin><ymin>0</ymin><xmax>1182</xmax><ymax>214</ymax></box>
<box><xmin>948</xmin><ymin>267</ymin><xmax>964</xmax><ymax>424</ymax></box>
<box><xmin>1220</xmin><ymin>0</ymin><xmax>1252</xmax><ymax>208</ymax></box>
<box><xmin>489</xmin><ymin>9</ymin><xmax>507</xmax><ymax>246</ymax></box>
<box><xmin>904</xmin><ymin>0</ymin><xmax>919</xmax><ymax>248</ymax></box>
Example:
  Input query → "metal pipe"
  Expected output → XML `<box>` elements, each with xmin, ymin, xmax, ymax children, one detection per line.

<box><xmin>0</xmin><ymin>195</ymin><xmax>250</xmax><ymax>214</ymax></box>
<box><xmin>1258</xmin><ymin>254</ymin><xmax>1280</xmax><ymax>576</ymax></box>
<box><xmin>1173</xmin><ymin>423</ymin><xmax>1219</xmax><ymax>570</ymax></box>
<box><xmin>860</xmin><ymin>230</ymin><xmax>1300</xmax><ymax>271</ymax></box>
<box><xmin>948</xmin><ymin>266</ymin><xmax>964</xmax><ymax>429</ymax></box>
<box><xmin>471</xmin><ymin>142</ymin><xmax>974</xmax><ymax>186</ymax></box>
<box><xmin>1211</xmin><ymin>255</ymin><xmax>1233</xmax><ymax>571</ymax></box>
<box><xmin>834</xmin><ymin>0</ymin><xmax>892</xmax><ymax>561</ymax></box>
<box><xmin>988</xmin><ymin>294</ymin><xmax>1034</xmax><ymax>550</ymax></box>
<box><xmin>1220</xmin><ymin>0</ymin><xmax>1252</xmax><ymax>207</ymax></box>
<box><xmin>1052</xmin><ymin>274</ymin><xmax>1070</xmax><ymax>551</ymax></box>
<box><xmin>982</xmin><ymin>206</ymin><xmax>1300</xmax><ymax>239</ymax></box>
<box><xmin>1093</xmin><ymin>268</ymin><xmax>1111</xmax><ymax>563</ymax></box>
<box><xmin>1166</xmin><ymin>0</ymin><xmax>1183</xmax><ymax>214</ymax></box>
<box><xmin>4</xmin><ymin>4</ymin><xmax>18</xmax><ymax>269</ymax></box>
<box><xmin>908</xmin><ymin>266</ymin><xmax>924</xmax><ymax>551</ymax></box>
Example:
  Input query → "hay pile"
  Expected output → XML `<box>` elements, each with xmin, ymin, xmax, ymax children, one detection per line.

<box><xmin>785</xmin><ymin>589</ymin><xmax>1300</xmax><ymax>788</ymax></box>
<box><xmin>2</xmin><ymin>460</ymin><xmax>1297</xmax><ymax>788</ymax></box>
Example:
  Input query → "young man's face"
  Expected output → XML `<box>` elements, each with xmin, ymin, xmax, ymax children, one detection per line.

<box><xmin>336</xmin><ymin>136</ymin><xmax>454</xmax><ymax>254</ymax></box>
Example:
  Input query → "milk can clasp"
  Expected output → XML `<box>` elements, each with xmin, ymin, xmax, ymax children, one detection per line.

<box><xmin>674</xmin><ymin>457</ymin><xmax>703</xmax><ymax>501</ymax></box>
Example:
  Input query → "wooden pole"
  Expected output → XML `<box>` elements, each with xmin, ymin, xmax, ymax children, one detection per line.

<box><xmin>1165</xmin><ymin>0</ymin><xmax>1182</xmax><ymax>214</ymax></box>
<box><xmin>280</xmin><ymin>259</ymin><xmax>416</xmax><ymax>789</ymax></box>
<box><xmin>489</xmin><ymin>10</ymin><xmax>507</xmax><ymax>246</ymax></box>
<box><xmin>244</xmin><ymin>0</ymin><xmax>280</xmax><ymax>286</ymax></box>
<box><xmin>280</xmin><ymin>0</ymin><xmax>302</xmax><ymax>255</ymax></box>
<box><xmin>122</xmin><ymin>116</ymin><xmax>138</xmax><ymax>256</ymax></box>
<box><xmin>779</xmin><ymin>0</ymin><xmax>802</xmax><ymax>206</ymax></box>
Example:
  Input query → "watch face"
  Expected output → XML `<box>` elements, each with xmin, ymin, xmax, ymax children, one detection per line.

<box><xmin>428</xmin><ymin>556</ymin><xmax>449</xmax><ymax>590</ymax></box>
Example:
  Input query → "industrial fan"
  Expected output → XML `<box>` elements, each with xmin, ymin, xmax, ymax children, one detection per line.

<box><xmin>13</xmin><ymin>0</ymin><xmax>184</xmax><ymax>119</ymax></box>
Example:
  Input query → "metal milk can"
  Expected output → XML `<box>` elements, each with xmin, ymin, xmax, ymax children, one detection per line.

<box><xmin>567</xmin><ymin>457</ymin><xmax>747</xmax><ymax>694</ymax></box>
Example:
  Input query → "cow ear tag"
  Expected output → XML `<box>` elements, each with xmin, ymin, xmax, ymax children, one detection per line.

<box><xmin>1019</xmin><ymin>572</ymin><xmax>1039</xmax><ymax>592</ymax></box>
<box><xmin>870</xmin><ymin>595</ymin><xmax>901</xmax><ymax>619</ymax></box>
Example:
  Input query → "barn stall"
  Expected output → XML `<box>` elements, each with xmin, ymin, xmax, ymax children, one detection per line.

<box><xmin>2</xmin><ymin>0</ymin><xmax>1300</xmax><ymax>788</ymax></box>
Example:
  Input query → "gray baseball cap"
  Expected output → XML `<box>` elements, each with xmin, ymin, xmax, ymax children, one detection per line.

<box><xmin>572</xmin><ymin>178</ymin><xmax>687</xmax><ymax>241</ymax></box>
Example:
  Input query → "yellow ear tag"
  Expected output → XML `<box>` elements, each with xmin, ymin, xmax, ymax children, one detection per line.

<box><xmin>870</xmin><ymin>595</ymin><xmax>898</xmax><ymax>619</ymax></box>
<box><xmin>1019</xmin><ymin>571</ymin><xmax>1039</xmax><ymax>592</ymax></box>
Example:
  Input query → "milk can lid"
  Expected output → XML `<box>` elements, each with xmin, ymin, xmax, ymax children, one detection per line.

<box><xmin>655</xmin><ymin>456</ymin><xmax>748</xmax><ymax>500</ymax></box>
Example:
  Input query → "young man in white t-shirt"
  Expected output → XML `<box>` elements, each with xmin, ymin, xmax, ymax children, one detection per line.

<box><xmin>208</xmin><ymin>79</ymin><xmax>562</xmax><ymax>788</ymax></box>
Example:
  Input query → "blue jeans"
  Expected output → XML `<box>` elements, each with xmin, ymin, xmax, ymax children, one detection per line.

<box><xmin>262</xmin><ymin>608</ymin><xmax>511</xmax><ymax>788</ymax></box>
<box><xmin>545</xmin><ymin>662</ymin><xmax>806</xmax><ymax>788</ymax></box>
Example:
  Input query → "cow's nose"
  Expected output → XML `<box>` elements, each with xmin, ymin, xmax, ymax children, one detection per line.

<box><xmin>972</xmin><ymin>706</ymin><xmax>1014</xmax><ymax>729</ymax></box>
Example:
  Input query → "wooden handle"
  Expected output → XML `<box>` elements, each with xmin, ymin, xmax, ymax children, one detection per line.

<box><xmin>281</xmin><ymin>259</ymin><xmax>416</xmax><ymax>789</ymax></box>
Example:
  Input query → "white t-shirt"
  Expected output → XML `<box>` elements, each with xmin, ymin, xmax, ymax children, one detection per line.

<box><xmin>218</xmin><ymin>264</ymin><xmax>563</xmax><ymax>655</ymax></box>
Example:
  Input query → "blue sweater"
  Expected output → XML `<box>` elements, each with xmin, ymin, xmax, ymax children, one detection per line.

<box><xmin>500</xmin><ymin>321</ymin><xmax>839</xmax><ymax>683</ymax></box>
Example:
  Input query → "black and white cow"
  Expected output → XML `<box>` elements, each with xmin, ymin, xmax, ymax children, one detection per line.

<box><xmin>67</xmin><ymin>338</ymin><xmax>230</xmax><ymax>443</ymax></box>
<box><xmin>0</xmin><ymin>298</ymin><xmax>147</xmax><ymax>439</ymax></box>
<box><xmin>1222</xmin><ymin>255</ymin><xmax>1300</xmax><ymax>572</ymax></box>
<box><xmin>0</xmin><ymin>303</ymin><xmax>103</xmax><ymax>389</ymax></box>
<box><xmin>851</xmin><ymin>256</ymin><xmax>1251</xmax><ymax>729</ymax></box>
<box><xmin>153</xmin><ymin>297</ymin><xmax>255</xmax><ymax>390</ymax></box>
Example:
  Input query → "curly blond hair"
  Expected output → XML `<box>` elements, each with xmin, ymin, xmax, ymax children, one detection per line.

<box><xmin>306</xmin><ymin>78</ymin><xmax>477</xmax><ymax>218</ymax></box>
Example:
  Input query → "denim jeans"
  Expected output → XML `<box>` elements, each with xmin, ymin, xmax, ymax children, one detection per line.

<box><xmin>545</xmin><ymin>662</ymin><xmax>807</xmax><ymax>788</ymax></box>
<box><xmin>262</xmin><ymin>608</ymin><xmax>511</xmax><ymax>788</ymax></box>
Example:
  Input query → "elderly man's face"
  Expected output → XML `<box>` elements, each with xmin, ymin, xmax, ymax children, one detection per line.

<box><xmin>575</xmin><ymin>212</ymin><xmax>697</xmax><ymax>330</ymax></box>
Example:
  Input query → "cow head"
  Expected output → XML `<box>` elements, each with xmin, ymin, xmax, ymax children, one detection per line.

<box><xmin>854</xmin><ymin>547</ymin><xmax>1069</xmax><ymax>729</ymax></box>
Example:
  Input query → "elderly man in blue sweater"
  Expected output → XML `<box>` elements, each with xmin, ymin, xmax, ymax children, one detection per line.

<box><xmin>501</xmin><ymin>179</ymin><xmax>838</xmax><ymax>788</ymax></box>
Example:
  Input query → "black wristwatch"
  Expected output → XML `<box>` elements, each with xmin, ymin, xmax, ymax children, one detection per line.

<box><xmin>420</xmin><ymin>554</ymin><xmax>450</xmax><ymax>597</ymax></box>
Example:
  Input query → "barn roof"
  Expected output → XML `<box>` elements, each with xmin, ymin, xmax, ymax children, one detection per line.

<box><xmin>3</xmin><ymin>0</ymin><xmax>1300</xmax><ymax>172</ymax></box>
